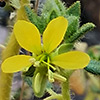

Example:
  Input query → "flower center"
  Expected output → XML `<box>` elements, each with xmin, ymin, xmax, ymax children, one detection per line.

<box><xmin>29</xmin><ymin>53</ymin><xmax>56</xmax><ymax>70</ymax></box>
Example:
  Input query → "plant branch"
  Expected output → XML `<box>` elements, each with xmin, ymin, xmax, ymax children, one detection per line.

<box><xmin>0</xmin><ymin>0</ymin><xmax>29</xmax><ymax>100</ymax></box>
<box><xmin>35</xmin><ymin>0</ymin><xmax>39</xmax><ymax>13</ymax></box>
<box><xmin>20</xmin><ymin>80</ymin><xmax>25</xmax><ymax>100</ymax></box>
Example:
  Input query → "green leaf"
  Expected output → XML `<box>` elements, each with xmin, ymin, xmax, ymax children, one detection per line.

<box><xmin>41</xmin><ymin>0</ymin><xmax>61</xmax><ymax>23</ymax></box>
<box><xmin>66</xmin><ymin>23</ymin><xmax>95</xmax><ymax>43</ymax></box>
<box><xmin>54</xmin><ymin>0</ymin><xmax>66</xmax><ymax>15</ymax></box>
<box><xmin>24</xmin><ymin>6</ymin><xmax>46</xmax><ymax>33</ymax></box>
<box><xmin>24</xmin><ymin>6</ymin><xmax>38</xmax><ymax>24</ymax></box>
<box><xmin>57</xmin><ymin>43</ymin><xmax>73</xmax><ymax>54</ymax></box>
<box><xmin>66</xmin><ymin>1</ymin><xmax>81</xmax><ymax>18</ymax></box>
<box><xmin>64</xmin><ymin>16</ymin><xmax>79</xmax><ymax>40</ymax></box>
<box><xmin>32</xmin><ymin>66</ymin><xmax>48</xmax><ymax>97</ymax></box>
<box><xmin>9</xmin><ymin>0</ymin><xmax>21</xmax><ymax>9</ymax></box>
<box><xmin>87</xmin><ymin>45</ymin><xmax>100</xmax><ymax>61</ymax></box>
<box><xmin>49</xmin><ymin>10</ymin><xmax>58</xmax><ymax>21</ymax></box>
<box><xmin>84</xmin><ymin>60</ymin><xmax>100</xmax><ymax>75</ymax></box>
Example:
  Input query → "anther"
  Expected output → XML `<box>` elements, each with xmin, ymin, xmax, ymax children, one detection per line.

<box><xmin>29</xmin><ymin>58</ymin><xmax>36</xmax><ymax>63</ymax></box>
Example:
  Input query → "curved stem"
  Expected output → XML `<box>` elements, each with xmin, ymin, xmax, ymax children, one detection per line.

<box><xmin>0</xmin><ymin>0</ymin><xmax>29</xmax><ymax>100</ymax></box>
<box><xmin>46</xmin><ymin>88</ymin><xmax>57</xmax><ymax>95</ymax></box>
<box><xmin>44</xmin><ymin>94</ymin><xmax>63</xmax><ymax>100</ymax></box>
<box><xmin>61</xmin><ymin>79</ymin><xmax>71</xmax><ymax>100</ymax></box>
<box><xmin>0</xmin><ymin>33</ymin><xmax>20</xmax><ymax>100</ymax></box>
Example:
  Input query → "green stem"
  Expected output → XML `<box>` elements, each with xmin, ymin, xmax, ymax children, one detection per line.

<box><xmin>42</xmin><ymin>60</ymin><xmax>56</xmax><ymax>70</ymax></box>
<box><xmin>61</xmin><ymin>79</ymin><xmax>71</xmax><ymax>100</ymax></box>
<box><xmin>44</xmin><ymin>94</ymin><xmax>63</xmax><ymax>100</ymax></box>
<box><xmin>46</xmin><ymin>88</ymin><xmax>57</xmax><ymax>95</ymax></box>
<box><xmin>0</xmin><ymin>0</ymin><xmax>30</xmax><ymax>100</ymax></box>
<box><xmin>0</xmin><ymin>33</ymin><xmax>20</xmax><ymax>100</ymax></box>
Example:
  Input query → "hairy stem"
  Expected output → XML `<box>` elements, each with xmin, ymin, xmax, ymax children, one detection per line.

<box><xmin>0</xmin><ymin>0</ymin><xmax>29</xmax><ymax>100</ymax></box>
<box><xmin>61</xmin><ymin>79</ymin><xmax>71</xmax><ymax>100</ymax></box>
<box><xmin>0</xmin><ymin>33</ymin><xmax>20</xmax><ymax>100</ymax></box>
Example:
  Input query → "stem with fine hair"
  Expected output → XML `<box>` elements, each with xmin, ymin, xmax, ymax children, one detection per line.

<box><xmin>0</xmin><ymin>0</ymin><xmax>29</xmax><ymax>100</ymax></box>
<box><xmin>61</xmin><ymin>79</ymin><xmax>71</xmax><ymax>100</ymax></box>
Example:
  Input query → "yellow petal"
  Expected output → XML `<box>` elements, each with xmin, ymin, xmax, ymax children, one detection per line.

<box><xmin>43</xmin><ymin>16</ymin><xmax>68</xmax><ymax>53</ymax></box>
<box><xmin>51</xmin><ymin>51</ymin><xmax>90</xmax><ymax>69</ymax></box>
<box><xmin>14</xmin><ymin>20</ymin><xmax>41</xmax><ymax>55</ymax></box>
<box><xmin>1</xmin><ymin>55</ymin><xmax>32</xmax><ymax>73</ymax></box>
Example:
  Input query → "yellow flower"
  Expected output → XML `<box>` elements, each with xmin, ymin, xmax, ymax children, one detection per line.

<box><xmin>1</xmin><ymin>17</ymin><xmax>90</xmax><ymax>73</ymax></box>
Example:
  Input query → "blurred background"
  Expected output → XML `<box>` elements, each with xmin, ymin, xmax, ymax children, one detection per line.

<box><xmin>0</xmin><ymin>0</ymin><xmax>100</xmax><ymax>100</ymax></box>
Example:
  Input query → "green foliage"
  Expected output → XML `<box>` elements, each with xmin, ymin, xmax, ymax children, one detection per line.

<box><xmin>24</xmin><ymin>1</ymin><xmax>96</xmax><ymax>98</ymax></box>
<box><xmin>88</xmin><ymin>45</ymin><xmax>100</xmax><ymax>61</ymax></box>
<box><xmin>65</xmin><ymin>23</ymin><xmax>95</xmax><ymax>43</ymax></box>
<box><xmin>66</xmin><ymin>1</ymin><xmax>81</xmax><ymax>18</ymax></box>
<box><xmin>24</xmin><ymin>6</ymin><xmax>46</xmax><ymax>34</ymax></box>
<box><xmin>85</xmin><ymin>60</ymin><xmax>100</xmax><ymax>75</ymax></box>
<box><xmin>57</xmin><ymin>43</ymin><xmax>73</xmax><ymax>54</ymax></box>
<box><xmin>9</xmin><ymin>0</ymin><xmax>20</xmax><ymax>9</ymax></box>
<box><xmin>64</xmin><ymin>16</ymin><xmax>79</xmax><ymax>40</ymax></box>
<box><xmin>24</xmin><ymin>6</ymin><xmax>39</xmax><ymax>24</ymax></box>
<box><xmin>25</xmin><ymin>1</ymin><xmax>95</xmax><ymax>43</ymax></box>
<box><xmin>54</xmin><ymin>0</ymin><xmax>66</xmax><ymax>15</ymax></box>
<box><xmin>88</xmin><ymin>50</ymin><xmax>100</xmax><ymax>61</ymax></box>
<box><xmin>41</xmin><ymin>0</ymin><xmax>61</xmax><ymax>23</ymax></box>
<box><xmin>49</xmin><ymin>10</ymin><xmax>58</xmax><ymax>21</ymax></box>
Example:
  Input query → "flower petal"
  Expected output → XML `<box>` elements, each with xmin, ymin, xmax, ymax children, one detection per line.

<box><xmin>51</xmin><ymin>51</ymin><xmax>90</xmax><ymax>69</ymax></box>
<box><xmin>14</xmin><ymin>20</ymin><xmax>41</xmax><ymax>55</ymax></box>
<box><xmin>43</xmin><ymin>16</ymin><xmax>68</xmax><ymax>53</ymax></box>
<box><xmin>1</xmin><ymin>55</ymin><xmax>32</xmax><ymax>73</ymax></box>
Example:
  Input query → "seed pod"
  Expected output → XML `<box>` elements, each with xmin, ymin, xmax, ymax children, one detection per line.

<box><xmin>32</xmin><ymin>66</ymin><xmax>48</xmax><ymax>97</ymax></box>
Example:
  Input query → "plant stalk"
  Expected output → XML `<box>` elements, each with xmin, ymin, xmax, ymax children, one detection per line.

<box><xmin>61</xmin><ymin>79</ymin><xmax>71</xmax><ymax>100</ymax></box>
<box><xmin>0</xmin><ymin>0</ymin><xmax>29</xmax><ymax>100</ymax></box>
<box><xmin>0</xmin><ymin>33</ymin><xmax>20</xmax><ymax>100</ymax></box>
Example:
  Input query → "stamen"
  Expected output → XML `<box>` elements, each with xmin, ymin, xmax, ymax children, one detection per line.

<box><xmin>36</xmin><ymin>53</ymin><xmax>44</xmax><ymax>61</ymax></box>
<box><xmin>29</xmin><ymin>58</ymin><xmax>36</xmax><ymax>64</ymax></box>
<box><xmin>53</xmin><ymin>73</ymin><xmax>66</xmax><ymax>82</ymax></box>
<box><xmin>42</xmin><ymin>60</ymin><xmax>56</xmax><ymax>71</ymax></box>
<box><xmin>34</xmin><ymin>61</ymin><xmax>40</xmax><ymax>67</ymax></box>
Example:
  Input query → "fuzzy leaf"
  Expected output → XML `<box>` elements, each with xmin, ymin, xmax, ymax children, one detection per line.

<box><xmin>49</xmin><ymin>10</ymin><xmax>58</xmax><ymax>20</ymax></box>
<box><xmin>9</xmin><ymin>0</ymin><xmax>21</xmax><ymax>9</ymax></box>
<box><xmin>24</xmin><ymin>6</ymin><xmax>39</xmax><ymax>26</ymax></box>
<box><xmin>66</xmin><ymin>1</ymin><xmax>81</xmax><ymax>18</ymax></box>
<box><xmin>66</xmin><ymin>23</ymin><xmax>95</xmax><ymax>43</ymax></box>
<box><xmin>64</xmin><ymin>16</ymin><xmax>79</xmax><ymax>40</ymax></box>
<box><xmin>57</xmin><ymin>43</ymin><xmax>73</xmax><ymax>54</ymax></box>
<box><xmin>85</xmin><ymin>60</ymin><xmax>100</xmax><ymax>75</ymax></box>
<box><xmin>54</xmin><ymin>0</ymin><xmax>66</xmax><ymax>15</ymax></box>
<box><xmin>24</xmin><ymin>6</ymin><xmax>46</xmax><ymax>33</ymax></box>
<box><xmin>41</xmin><ymin>0</ymin><xmax>61</xmax><ymax>23</ymax></box>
